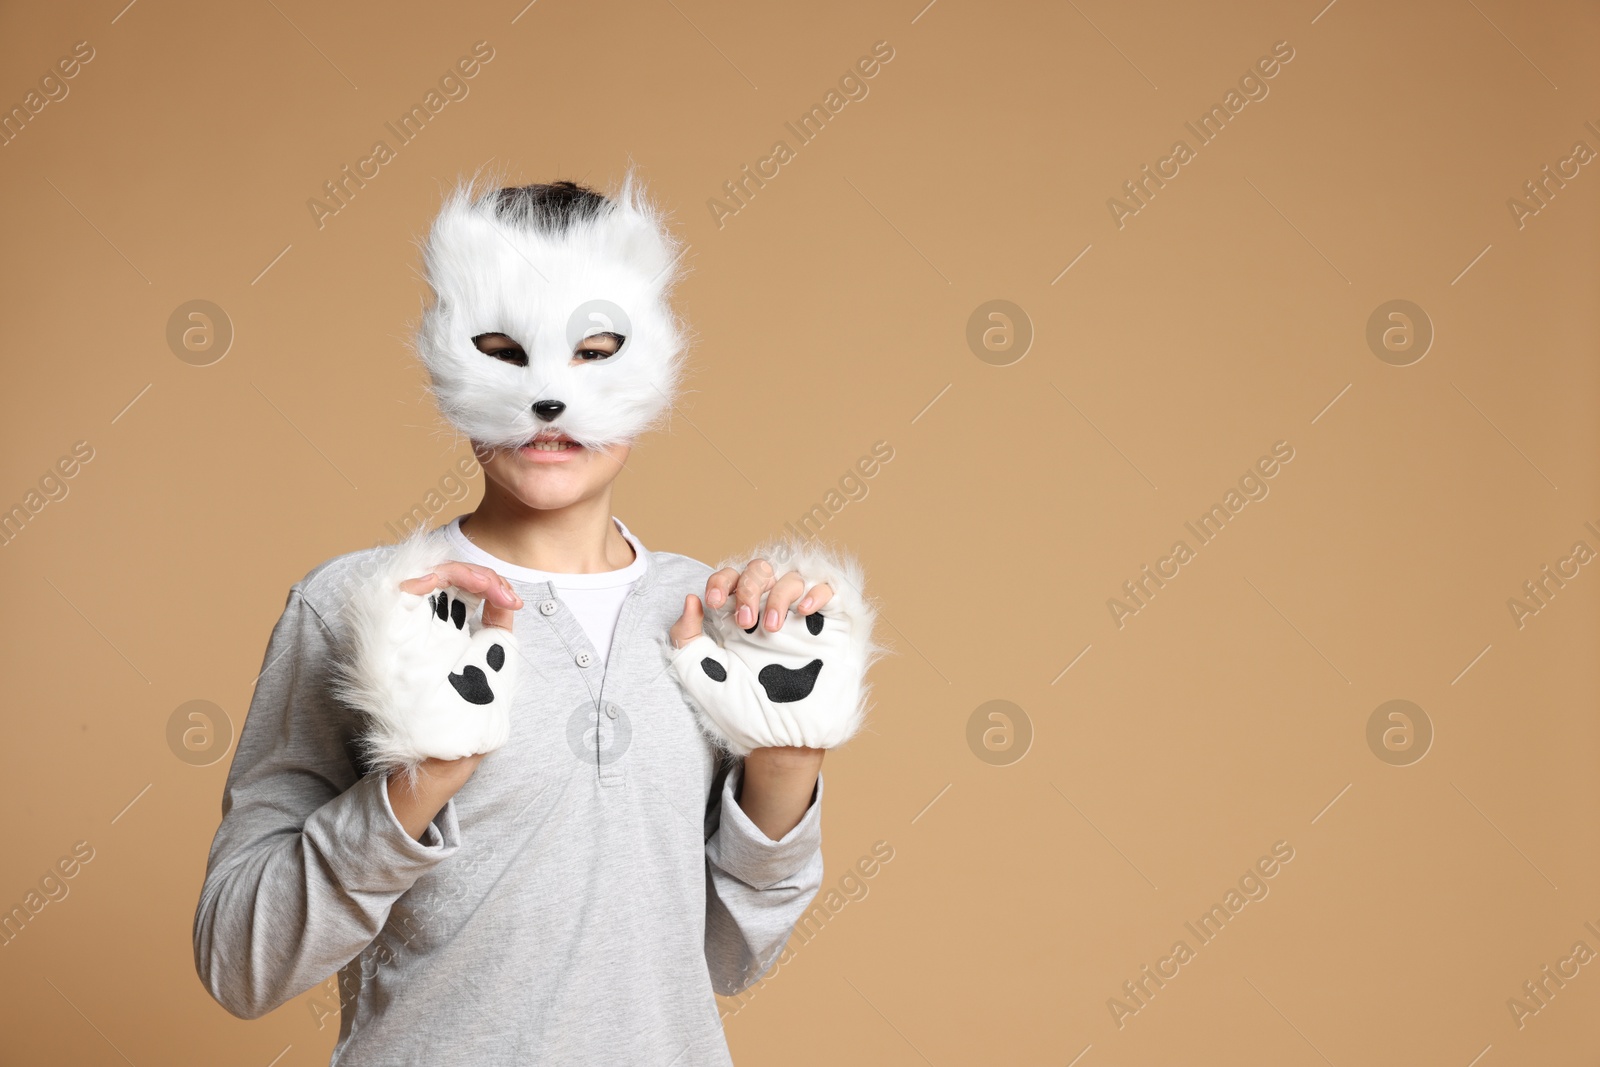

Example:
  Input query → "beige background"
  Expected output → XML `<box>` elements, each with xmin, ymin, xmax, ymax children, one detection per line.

<box><xmin>2</xmin><ymin>0</ymin><xmax>1597</xmax><ymax>1063</ymax></box>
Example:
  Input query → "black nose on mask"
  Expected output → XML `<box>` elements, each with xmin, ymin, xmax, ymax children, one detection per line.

<box><xmin>532</xmin><ymin>400</ymin><xmax>566</xmax><ymax>422</ymax></box>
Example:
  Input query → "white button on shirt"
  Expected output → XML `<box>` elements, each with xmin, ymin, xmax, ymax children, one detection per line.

<box><xmin>443</xmin><ymin>514</ymin><xmax>648</xmax><ymax>666</ymax></box>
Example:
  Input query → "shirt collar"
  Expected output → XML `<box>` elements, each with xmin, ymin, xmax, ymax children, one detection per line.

<box><xmin>442</xmin><ymin>513</ymin><xmax>651</xmax><ymax>591</ymax></box>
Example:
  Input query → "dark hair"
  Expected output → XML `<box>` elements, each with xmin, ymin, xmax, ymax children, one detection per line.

<box><xmin>490</xmin><ymin>180</ymin><xmax>609</xmax><ymax>232</ymax></box>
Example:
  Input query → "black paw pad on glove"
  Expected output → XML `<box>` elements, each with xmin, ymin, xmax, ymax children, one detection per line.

<box><xmin>431</xmin><ymin>592</ymin><xmax>506</xmax><ymax>706</ymax></box>
<box><xmin>699</xmin><ymin>616</ymin><xmax>827</xmax><ymax>702</ymax></box>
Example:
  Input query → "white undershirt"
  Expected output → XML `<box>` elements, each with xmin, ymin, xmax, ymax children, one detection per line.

<box><xmin>443</xmin><ymin>514</ymin><xmax>646</xmax><ymax>665</ymax></box>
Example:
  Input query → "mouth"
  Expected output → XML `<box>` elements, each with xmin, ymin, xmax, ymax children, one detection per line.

<box><xmin>517</xmin><ymin>432</ymin><xmax>583</xmax><ymax>462</ymax></box>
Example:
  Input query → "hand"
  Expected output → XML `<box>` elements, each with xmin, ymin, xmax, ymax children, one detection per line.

<box><xmin>667</xmin><ymin>543</ymin><xmax>879</xmax><ymax>756</ymax></box>
<box><xmin>331</xmin><ymin>535</ymin><xmax>526</xmax><ymax>783</ymax></box>
<box><xmin>399</xmin><ymin>560</ymin><xmax>524</xmax><ymax>626</ymax></box>
<box><xmin>669</xmin><ymin>556</ymin><xmax>834</xmax><ymax>649</ymax></box>
<box><xmin>382</xmin><ymin>561</ymin><xmax>524</xmax><ymax>837</ymax></box>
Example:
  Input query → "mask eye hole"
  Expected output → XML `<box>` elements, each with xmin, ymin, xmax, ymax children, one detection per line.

<box><xmin>806</xmin><ymin>613</ymin><xmax>824</xmax><ymax>636</ymax></box>
<box><xmin>473</xmin><ymin>332</ymin><xmax>528</xmax><ymax>366</ymax></box>
<box><xmin>573</xmin><ymin>332</ymin><xmax>625</xmax><ymax>363</ymax></box>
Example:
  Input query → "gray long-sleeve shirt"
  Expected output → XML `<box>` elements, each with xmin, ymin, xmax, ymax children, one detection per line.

<box><xmin>192</xmin><ymin>526</ymin><xmax>825</xmax><ymax>1065</ymax></box>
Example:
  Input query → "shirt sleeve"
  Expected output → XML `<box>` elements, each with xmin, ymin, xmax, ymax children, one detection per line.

<box><xmin>702</xmin><ymin>757</ymin><xmax>825</xmax><ymax>996</ymax></box>
<box><xmin>192</xmin><ymin>584</ymin><xmax>463</xmax><ymax>1020</ymax></box>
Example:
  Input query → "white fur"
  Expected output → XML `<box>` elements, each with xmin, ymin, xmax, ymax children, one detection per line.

<box><xmin>670</xmin><ymin>539</ymin><xmax>886</xmax><ymax>756</ymax></box>
<box><xmin>411</xmin><ymin>166</ymin><xmax>690</xmax><ymax>451</ymax></box>
<box><xmin>329</xmin><ymin>525</ymin><xmax>520</xmax><ymax>781</ymax></box>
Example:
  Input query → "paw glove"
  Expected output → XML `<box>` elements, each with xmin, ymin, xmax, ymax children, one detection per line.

<box><xmin>330</xmin><ymin>530</ymin><xmax>520</xmax><ymax>780</ymax></box>
<box><xmin>670</xmin><ymin>541</ymin><xmax>883</xmax><ymax>756</ymax></box>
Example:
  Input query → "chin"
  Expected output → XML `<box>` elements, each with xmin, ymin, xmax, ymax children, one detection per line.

<box><xmin>477</xmin><ymin>438</ymin><xmax>629</xmax><ymax>511</ymax></box>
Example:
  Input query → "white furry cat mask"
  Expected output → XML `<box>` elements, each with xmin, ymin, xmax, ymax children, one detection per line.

<box><xmin>413</xmin><ymin>173</ymin><xmax>688</xmax><ymax>451</ymax></box>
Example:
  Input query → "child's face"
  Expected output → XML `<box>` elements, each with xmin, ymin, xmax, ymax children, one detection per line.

<box><xmin>468</xmin><ymin>327</ymin><xmax>630</xmax><ymax>508</ymax></box>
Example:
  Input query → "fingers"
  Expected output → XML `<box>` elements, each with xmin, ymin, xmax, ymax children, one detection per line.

<box><xmin>398</xmin><ymin>573</ymin><xmax>439</xmax><ymax>596</ymax></box>
<box><xmin>399</xmin><ymin>561</ymin><xmax>524</xmax><ymax>610</ymax></box>
<box><xmin>763</xmin><ymin>574</ymin><xmax>833</xmax><ymax>629</ymax></box>
<box><xmin>669</xmin><ymin>594</ymin><xmax>705</xmax><ymax>650</ymax></box>
<box><xmin>732</xmin><ymin>559</ymin><xmax>776</xmax><ymax>631</ymax></box>
<box><xmin>440</xmin><ymin>562</ymin><xmax>524</xmax><ymax>610</ymax></box>
<box><xmin>704</xmin><ymin>568</ymin><xmax>741</xmax><ymax>611</ymax></box>
<box><xmin>763</xmin><ymin>571</ymin><xmax>808</xmax><ymax>630</ymax></box>
<box><xmin>481</xmin><ymin>597</ymin><xmax>516</xmax><ymax>632</ymax></box>
<box><xmin>704</xmin><ymin>558</ymin><xmax>834</xmax><ymax>631</ymax></box>
<box><xmin>796</xmin><ymin>582</ymin><xmax>833</xmax><ymax>615</ymax></box>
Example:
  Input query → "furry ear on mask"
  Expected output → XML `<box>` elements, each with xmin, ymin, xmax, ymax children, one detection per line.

<box><xmin>410</xmin><ymin>166</ymin><xmax>691</xmax><ymax>453</ymax></box>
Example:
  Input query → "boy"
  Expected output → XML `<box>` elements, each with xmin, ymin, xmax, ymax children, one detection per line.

<box><xmin>192</xmin><ymin>175</ymin><xmax>880</xmax><ymax>1064</ymax></box>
